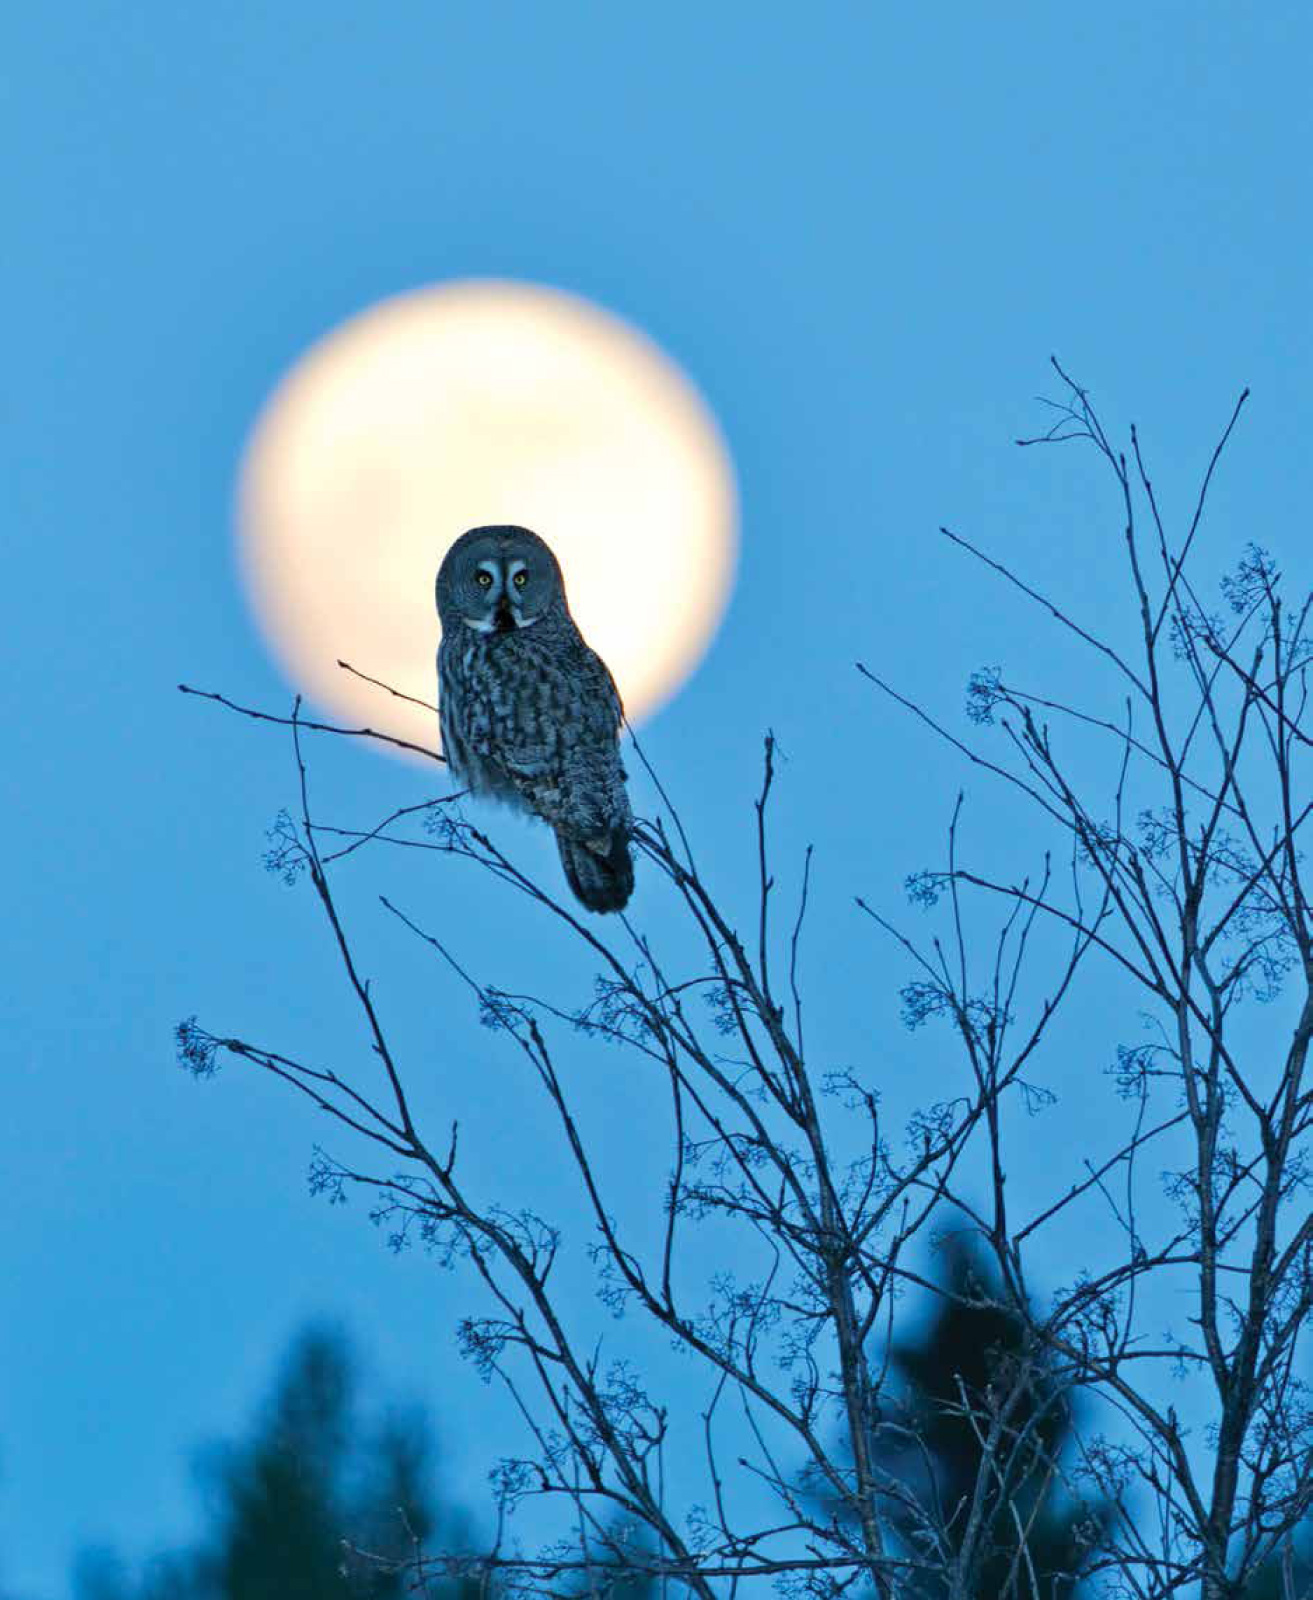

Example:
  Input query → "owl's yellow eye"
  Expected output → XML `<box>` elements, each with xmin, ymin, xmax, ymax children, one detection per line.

<box><xmin>512</xmin><ymin>570</ymin><xmax>528</xmax><ymax>589</ymax></box>
<box><xmin>475</xmin><ymin>570</ymin><xmax>493</xmax><ymax>589</ymax></box>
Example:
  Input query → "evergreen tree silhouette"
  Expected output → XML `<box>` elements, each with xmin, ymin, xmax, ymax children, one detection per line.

<box><xmin>876</xmin><ymin>1247</ymin><xmax>1312</xmax><ymax>1598</ymax></box>
<box><xmin>64</xmin><ymin>1313</ymin><xmax>1305</xmax><ymax>1597</ymax></box>
<box><xmin>849</xmin><ymin>1238</ymin><xmax>1107</xmax><ymax>1598</ymax></box>
<box><xmin>1244</xmin><ymin>1525</ymin><xmax>1313</xmax><ymax>1599</ymax></box>
<box><xmin>74</xmin><ymin>1324</ymin><xmax>478</xmax><ymax>1600</ymax></box>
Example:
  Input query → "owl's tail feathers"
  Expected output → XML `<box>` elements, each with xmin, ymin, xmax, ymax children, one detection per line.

<box><xmin>556</xmin><ymin>828</ymin><xmax>634</xmax><ymax>914</ymax></box>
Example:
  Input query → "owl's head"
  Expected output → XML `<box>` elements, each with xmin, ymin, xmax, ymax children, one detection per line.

<box><xmin>435</xmin><ymin>525</ymin><xmax>567</xmax><ymax>637</ymax></box>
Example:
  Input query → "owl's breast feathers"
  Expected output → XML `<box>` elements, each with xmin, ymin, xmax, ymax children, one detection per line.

<box><xmin>437</xmin><ymin>622</ymin><xmax>630</xmax><ymax>845</ymax></box>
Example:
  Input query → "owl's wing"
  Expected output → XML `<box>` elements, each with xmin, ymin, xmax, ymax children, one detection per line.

<box><xmin>506</xmin><ymin>639</ymin><xmax>628</xmax><ymax>830</ymax></box>
<box><xmin>577</xmin><ymin>640</ymin><xmax>625</xmax><ymax>736</ymax></box>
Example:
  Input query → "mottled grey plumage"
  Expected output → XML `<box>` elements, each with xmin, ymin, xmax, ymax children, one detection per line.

<box><xmin>435</xmin><ymin>525</ymin><xmax>634</xmax><ymax>913</ymax></box>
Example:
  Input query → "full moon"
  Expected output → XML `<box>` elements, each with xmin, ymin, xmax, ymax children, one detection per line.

<box><xmin>237</xmin><ymin>281</ymin><xmax>737</xmax><ymax>759</ymax></box>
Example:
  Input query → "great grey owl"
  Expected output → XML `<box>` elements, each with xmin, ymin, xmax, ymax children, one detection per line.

<box><xmin>435</xmin><ymin>525</ymin><xmax>634</xmax><ymax>913</ymax></box>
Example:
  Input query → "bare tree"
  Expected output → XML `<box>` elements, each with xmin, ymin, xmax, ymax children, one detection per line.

<box><xmin>178</xmin><ymin>367</ymin><xmax>1310</xmax><ymax>1598</ymax></box>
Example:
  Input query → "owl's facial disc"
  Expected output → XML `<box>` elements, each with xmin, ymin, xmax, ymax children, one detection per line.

<box><xmin>460</xmin><ymin>559</ymin><xmax>504</xmax><ymax>632</ymax></box>
<box><xmin>445</xmin><ymin>536</ymin><xmax>559</xmax><ymax>635</ymax></box>
<box><xmin>484</xmin><ymin>557</ymin><xmax>545</xmax><ymax>633</ymax></box>
<box><xmin>503</xmin><ymin>559</ymin><xmax>541</xmax><ymax>630</ymax></box>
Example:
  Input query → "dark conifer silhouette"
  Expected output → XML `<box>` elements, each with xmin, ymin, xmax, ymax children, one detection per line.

<box><xmin>73</xmin><ymin>1325</ymin><xmax>478</xmax><ymax>1600</ymax></box>
<box><xmin>1245</xmin><ymin>1530</ymin><xmax>1313</xmax><ymax>1600</ymax></box>
<box><xmin>876</xmin><ymin>1240</ymin><xmax>1103</xmax><ymax>1597</ymax></box>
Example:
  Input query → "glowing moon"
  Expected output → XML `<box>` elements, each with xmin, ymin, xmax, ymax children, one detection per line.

<box><xmin>237</xmin><ymin>281</ymin><xmax>737</xmax><ymax>759</ymax></box>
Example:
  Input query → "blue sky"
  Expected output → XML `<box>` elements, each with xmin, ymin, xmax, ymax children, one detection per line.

<box><xmin>4</xmin><ymin>5</ymin><xmax>1310</xmax><ymax>1594</ymax></box>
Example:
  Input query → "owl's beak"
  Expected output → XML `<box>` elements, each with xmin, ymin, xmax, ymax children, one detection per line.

<box><xmin>493</xmin><ymin>597</ymin><xmax>517</xmax><ymax>634</ymax></box>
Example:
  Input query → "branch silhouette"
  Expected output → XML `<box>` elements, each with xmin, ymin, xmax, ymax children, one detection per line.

<box><xmin>179</xmin><ymin>369</ymin><xmax>1311</xmax><ymax>1598</ymax></box>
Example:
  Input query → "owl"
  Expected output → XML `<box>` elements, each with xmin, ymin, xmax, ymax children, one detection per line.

<box><xmin>435</xmin><ymin>525</ymin><xmax>635</xmax><ymax>913</ymax></box>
